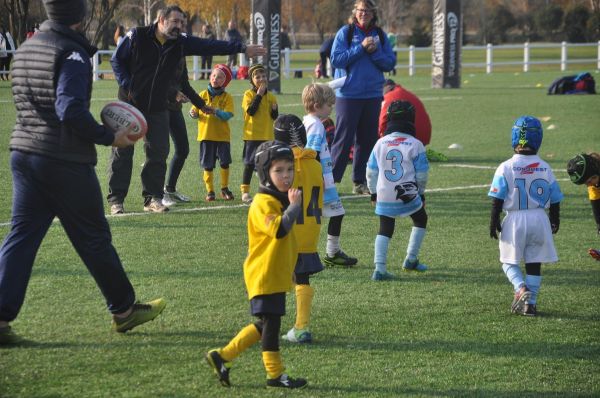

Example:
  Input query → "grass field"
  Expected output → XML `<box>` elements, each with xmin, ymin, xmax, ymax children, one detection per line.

<box><xmin>0</xmin><ymin>70</ymin><xmax>599</xmax><ymax>397</ymax></box>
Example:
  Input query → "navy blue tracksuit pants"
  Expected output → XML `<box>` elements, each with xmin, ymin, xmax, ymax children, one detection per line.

<box><xmin>165</xmin><ymin>109</ymin><xmax>190</xmax><ymax>192</ymax></box>
<box><xmin>0</xmin><ymin>150</ymin><xmax>135</xmax><ymax>322</ymax></box>
<box><xmin>331</xmin><ymin>97</ymin><xmax>381</xmax><ymax>184</ymax></box>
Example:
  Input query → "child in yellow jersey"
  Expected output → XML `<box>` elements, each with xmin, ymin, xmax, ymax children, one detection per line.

<box><xmin>273</xmin><ymin>114</ymin><xmax>324</xmax><ymax>344</ymax></box>
<box><xmin>567</xmin><ymin>152</ymin><xmax>600</xmax><ymax>261</ymax></box>
<box><xmin>240</xmin><ymin>64</ymin><xmax>278</xmax><ymax>204</ymax></box>
<box><xmin>189</xmin><ymin>64</ymin><xmax>235</xmax><ymax>202</ymax></box>
<box><xmin>206</xmin><ymin>141</ymin><xmax>308</xmax><ymax>390</ymax></box>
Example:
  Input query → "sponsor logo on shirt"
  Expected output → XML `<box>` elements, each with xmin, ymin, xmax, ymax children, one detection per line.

<box><xmin>513</xmin><ymin>162</ymin><xmax>546</xmax><ymax>175</ymax></box>
<box><xmin>387</xmin><ymin>137</ymin><xmax>409</xmax><ymax>147</ymax></box>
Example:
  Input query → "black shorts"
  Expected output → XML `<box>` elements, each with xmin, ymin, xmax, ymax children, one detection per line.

<box><xmin>243</xmin><ymin>140</ymin><xmax>266</xmax><ymax>167</ymax></box>
<box><xmin>294</xmin><ymin>253</ymin><xmax>324</xmax><ymax>276</ymax></box>
<box><xmin>250</xmin><ymin>292</ymin><xmax>286</xmax><ymax>316</ymax></box>
<box><xmin>199</xmin><ymin>141</ymin><xmax>232</xmax><ymax>169</ymax></box>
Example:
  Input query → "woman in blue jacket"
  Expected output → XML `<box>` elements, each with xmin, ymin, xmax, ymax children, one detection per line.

<box><xmin>330</xmin><ymin>0</ymin><xmax>396</xmax><ymax>194</ymax></box>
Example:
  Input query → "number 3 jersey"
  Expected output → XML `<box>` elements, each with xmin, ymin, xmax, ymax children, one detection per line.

<box><xmin>366</xmin><ymin>132</ymin><xmax>429</xmax><ymax>217</ymax></box>
<box><xmin>488</xmin><ymin>154</ymin><xmax>563</xmax><ymax>211</ymax></box>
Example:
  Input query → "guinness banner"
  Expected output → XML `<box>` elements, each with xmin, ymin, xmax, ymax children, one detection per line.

<box><xmin>251</xmin><ymin>0</ymin><xmax>282</xmax><ymax>93</ymax></box>
<box><xmin>431</xmin><ymin>0</ymin><xmax>462</xmax><ymax>88</ymax></box>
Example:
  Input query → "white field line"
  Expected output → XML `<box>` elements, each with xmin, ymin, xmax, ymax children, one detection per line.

<box><xmin>0</xmin><ymin>178</ymin><xmax>570</xmax><ymax>228</ymax></box>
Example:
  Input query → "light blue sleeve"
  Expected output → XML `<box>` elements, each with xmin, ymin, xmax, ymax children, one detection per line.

<box><xmin>488</xmin><ymin>175</ymin><xmax>507</xmax><ymax>200</ymax></box>
<box><xmin>366</xmin><ymin>150</ymin><xmax>379</xmax><ymax>194</ymax></box>
<box><xmin>305</xmin><ymin>132</ymin><xmax>322</xmax><ymax>153</ymax></box>
<box><xmin>549</xmin><ymin>181</ymin><xmax>564</xmax><ymax>204</ymax></box>
<box><xmin>413</xmin><ymin>151</ymin><xmax>429</xmax><ymax>173</ymax></box>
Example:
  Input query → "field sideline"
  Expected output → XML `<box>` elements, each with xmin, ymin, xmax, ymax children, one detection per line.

<box><xmin>0</xmin><ymin>71</ymin><xmax>599</xmax><ymax>397</ymax></box>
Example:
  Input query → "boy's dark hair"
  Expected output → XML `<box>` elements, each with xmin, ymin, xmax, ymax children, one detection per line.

<box><xmin>274</xmin><ymin>114</ymin><xmax>307</xmax><ymax>148</ymax></box>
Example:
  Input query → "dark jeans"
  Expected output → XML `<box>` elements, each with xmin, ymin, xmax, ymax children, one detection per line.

<box><xmin>0</xmin><ymin>151</ymin><xmax>135</xmax><ymax>322</ymax></box>
<box><xmin>165</xmin><ymin>109</ymin><xmax>189</xmax><ymax>192</ymax></box>
<box><xmin>107</xmin><ymin>110</ymin><xmax>170</xmax><ymax>205</ymax></box>
<box><xmin>201</xmin><ymin>55</ymin><xmax>213</xmax><ymax>79</ymax></box>
<box><xmin>331</xmin><ymin>97</ymin><xmax>381</xmax><ymax>184</ymax></box>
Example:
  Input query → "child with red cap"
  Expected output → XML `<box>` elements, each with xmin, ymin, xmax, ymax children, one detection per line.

<box><xmin>190</xmin><ymin>64</ymin><xmax>236</xmax><ymax>201</ymax></box>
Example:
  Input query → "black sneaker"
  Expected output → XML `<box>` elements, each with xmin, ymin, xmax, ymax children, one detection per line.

<box><xmin>0</xmin><ymin>325</ymin><xmax>25</xmax><ymax>346</ymax></box>
<box><xmin>220</xmin><ymin>188</ymin><xmax>234</xmax><ymax>201</ymax></box>
<box><xmin>266</xmin><ymin>373</ymin><xmax>308</xmax><ymax>389</ymax></box>
<box><xmin>522</xmin><ymin>304</ymin><xmax>537</xmax><ymax>317</ymax></box>
<box><xmin>322</xmin><ymin>250</ymin><xmax>358</xmax><ymax>267</ymax></box>
<box><xmin>206</xmin><ymin>349</ymin><xmax>231</xmax><ymax>387</ymax></box>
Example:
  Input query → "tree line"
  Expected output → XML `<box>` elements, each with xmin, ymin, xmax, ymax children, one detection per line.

<box><xmin>1</xmin><ymin>0</ymin><xmax>599</xmax><ymax>48</ymax></box>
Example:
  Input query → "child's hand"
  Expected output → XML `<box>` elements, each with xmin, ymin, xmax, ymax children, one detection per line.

<box><xmin>257</xmin><ymin>82</ymin><xmax>267</xmax><ymax>96</ymax></box>
<box><xmin>370</xmin><ymin>193</ymin><xmax>377</xmax><ymax>206</ymax></box>
<box><xmin>288</xmin><ymin>188</ymin><xmax>301</xmax><ymax>205</ymax></box>
<box><xmin>189</xmin><ymin>108</ymin><xmax>198</xmax><ymax>119</ymax></box>
<box><xmin>271</xmin><ymin>103</ymin><xmax>278</xmax><ymax>111</ymax></box>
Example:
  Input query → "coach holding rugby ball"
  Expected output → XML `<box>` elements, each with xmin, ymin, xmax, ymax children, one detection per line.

<box><xmin>0</xmin><ymin>0</ymin><xmax>167</xmax><ymax>345</ymax></box>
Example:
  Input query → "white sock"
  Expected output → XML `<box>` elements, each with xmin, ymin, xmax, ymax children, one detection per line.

<box><xmin>326</xmin><ymin>235</ymin><xmax>340</xmax><ymax>257</ymax></box>
<box><xmin>502</xmin><ymin>263</ymin><xmax>525</xmax><ymax>292</ymax></box>
<box><xmin>406</xmin><ymin>227</ymin><xmax>426</xmax><ymax>261</ymax></box>
<box><xmin>525</xmin><ymin>275</ymin><xmax>542</xmax><ymax>304</ymax></box>
<box><xmin>374</xmin><ymin>235</ymin><xmax>390</xmax><ymax>273</ymax></box>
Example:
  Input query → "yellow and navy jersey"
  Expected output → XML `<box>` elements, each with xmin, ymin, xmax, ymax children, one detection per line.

<box><xmin>243</xmin><ymin>193</ymin><xmax>297</xmax><ymax>299</ymax></box>
<box><xmin>292</xmin><ymin>147</ymin><xmax>323</xmax><ymax>254</ymax></box>
<box><xmin>191</xmin><ymin>90</ymin><xmax>234</xmax><ymax>142</ymax></box>
<box><xmin>242</xmin><ymin>89</ymin><xmax>277</xmax><ymax>141</ymax></box>
<box><xmin>589</xmin><ymin>185</ymin><xmax>600</xmax><ymax>201</ymax></box>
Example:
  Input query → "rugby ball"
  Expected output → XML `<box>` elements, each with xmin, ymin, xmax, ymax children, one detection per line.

<box><xmin>101</xmin><ymin>101</ymin><xmax>148</xmax><ymax>141</ymax></box>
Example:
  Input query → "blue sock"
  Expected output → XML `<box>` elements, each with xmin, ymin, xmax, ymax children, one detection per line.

<box><xmin>502</xmin><ymin>263</ymin><xmax>525</xmax><ymax>292</ymax></box>
<box><xmin>525</xmin><ymin>275</ymin><xmax>542</xmax><ymax>304</ymax></box>
<box><xmin>374</xmin><ymin>235</ymin><xmax>390</xmax><ymax>273</ymax></box>
<box><xmin>406</xmin><ymin>227</ymin><xmax>426</xmax><ymax>262</ymax></box>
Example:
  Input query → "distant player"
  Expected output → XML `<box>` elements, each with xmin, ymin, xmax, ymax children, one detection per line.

<box><xmin>274</xmin><ymin>114</ymin><xmax>324</xmax><ymax>344</ymax></box>
<box><xmin>366</xmin><ymin>100</ymin><xmax>430</xmax><ymax>281</ymax></box>
<box><xmin>240</xmin><ymin>64</ymin><xmax>278</xmax><ymax>204</ymax></box>
<box><xmin>189</xmin><ymin>64</ymin><xmax>235</xmax><ymax>202</ymax></box>
<box><xmin>205</xmin><ymin>141</ymin><xmax>307</xmax><ymax>389</ymax></box>
<box><xmin>489</xmin><ymin>116</ymin><xmax>563</xmax><ymax>316</ymax></box>
<box><xmin>302</xmin><ymin>83</ymin><xmax>358</xmax><ymax>267</ymax></box>
<box><xmin>566</xmin><ymin>152</ymin><xmax>600</xmax><ymax>261</ymax></box>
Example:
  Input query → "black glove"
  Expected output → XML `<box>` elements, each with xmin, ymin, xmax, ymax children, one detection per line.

<box><xmin>370</xmin><ymin>193</ymin><xmax>377</xmax><ymax>204</ymax></box>
<box><xmin>549</xmin><ymin>202</ymin><xmax>560</xmax><ymax>234</ymax></box>
<box><xmin>490</xmin><ymin>198</ymin><xmax>503</xmax><ymax>239</ymax></box>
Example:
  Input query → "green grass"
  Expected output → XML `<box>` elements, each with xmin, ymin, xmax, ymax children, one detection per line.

<box><xmin>0</xmin><ymin>70</ymin><xmax>599</xmax><ymax>397</ymax></box>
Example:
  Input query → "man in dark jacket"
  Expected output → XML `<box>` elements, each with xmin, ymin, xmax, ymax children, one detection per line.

<box><xmin>108</xmin><ymin>5</ymin><xmax>265</xmax><ymax>214</ymax></box>
<box><xmin>0</xmin><ymin>0</ymin><xmax>166</xmax><ymax>346</ymax></box>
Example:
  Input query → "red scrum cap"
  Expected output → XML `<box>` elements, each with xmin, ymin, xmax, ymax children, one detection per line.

<box><xmin>213</xmin><ymin>64</ymin><xmax>232</xmax><ymax>88</ymax></box>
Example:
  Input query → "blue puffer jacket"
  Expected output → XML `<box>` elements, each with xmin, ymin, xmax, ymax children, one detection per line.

<box><xmin>330</xmin><ymin>24</ymin><xmax>396</xmax><ymax>99</ymax></box>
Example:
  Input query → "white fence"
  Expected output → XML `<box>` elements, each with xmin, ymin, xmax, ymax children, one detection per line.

<box><xmin>4</xmin><ymin>41</ymin><xmax>597</xmax><ymax>80</ymax></box>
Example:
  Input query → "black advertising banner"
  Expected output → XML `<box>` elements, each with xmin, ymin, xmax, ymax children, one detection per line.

<box><xmin>251</xmin><ymin>0</ymin><xmax>282</xmax><ymax>93</ymax></box>
<box><xmin>431</xmin><ymin>0</ymin><xmax>462</xmax><ymax>88</ymax></box>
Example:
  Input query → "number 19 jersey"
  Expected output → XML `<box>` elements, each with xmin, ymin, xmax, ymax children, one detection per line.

<box><xmin>488</xmin><ymin>154</ymin><xmax>563</xmax><ymax>211</ymax></box>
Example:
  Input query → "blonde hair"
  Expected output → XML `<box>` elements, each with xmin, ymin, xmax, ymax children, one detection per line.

<box><xmin>302</xmin><ymin>83</ymin><xmax>336</xmax><ymax>113</ymax></box>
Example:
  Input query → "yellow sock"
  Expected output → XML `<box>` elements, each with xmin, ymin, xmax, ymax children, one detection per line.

<box><xmin>240</xmin><ymin>184</ymin><xmax>250</xmax><ymax>194</ymax></box>
<box><xmin>220</xmin><ymin>168</ymin><xmax>230</xmax><ymax>189</ymax></box>
<box><xmin>262</xmin><ymin>351</ymin><xmax>285</xmax><ymax>379</ymax></box>
<box><xmin>220</xmin><ymin>323</ymin><xmax>261</xmax><ymax>362</ymax></box>
<box><xmin>295</xmin><ymin>284</ymin><xmax>314</xmax><ymax>330</ymax></box>
<box><xmin>203</xmin><ymin>170</ymin><xmax>214</xmax><ymax>193</ymax></box>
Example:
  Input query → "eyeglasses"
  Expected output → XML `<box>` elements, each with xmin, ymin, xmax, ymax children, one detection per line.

<box><xmin>356</xmin><ymin>8</ymin><xmax>373</xmax><ymax>14</ymax></box>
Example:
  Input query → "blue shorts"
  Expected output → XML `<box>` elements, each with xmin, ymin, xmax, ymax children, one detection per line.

<box><xmin>250</xmin><ymin>292</ymin><xmax>286</xmax><ymax>316</ymax></box>
<box><xmin>243</xmin><ymin>140</ymin><xmax>266</xmax><ymax>166</ymax></box>
<box><xmin>199</xmin><ymin>141</ymin><xmax>231</xmax><ymax>169</ymax></box>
